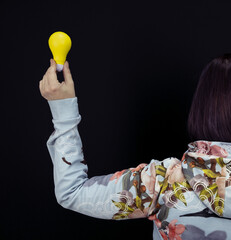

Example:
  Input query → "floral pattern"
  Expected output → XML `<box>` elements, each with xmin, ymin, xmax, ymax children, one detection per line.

<box><xmin>182</xmin><ymin>152</ymin><xmax>230</xmax><ymax>216</ymax></box>
<box><xmin>110</xmin><ymin>140</ymin><xmax>230</xmax><ymax>239</ymax></box>
<box><xmin>187</xmin><ymin>141</ymin><xmax>228</xmax><ymax>158</ymax></box>
<box><xmin>110</xmin><ymin>163</ymin><xmax>152</xmax><ymax>220</ymax></box>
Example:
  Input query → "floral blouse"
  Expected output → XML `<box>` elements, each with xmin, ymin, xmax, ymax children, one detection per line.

<box><xmin>46</xmin><ymin>97</ymin><xmax>231</xmax><ymax>240</ymax></box>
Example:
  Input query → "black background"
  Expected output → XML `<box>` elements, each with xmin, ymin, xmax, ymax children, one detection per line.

<box><xmin>1</xmin><ymin>1</ymin><xmax>231</xmax><ymax>239</ymax></box>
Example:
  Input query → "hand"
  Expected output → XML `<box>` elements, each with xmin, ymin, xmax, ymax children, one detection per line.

<box><xmin>39</xmin><ymin>59</ymin><xmax>76</xmax><ymax>101</ymax></box>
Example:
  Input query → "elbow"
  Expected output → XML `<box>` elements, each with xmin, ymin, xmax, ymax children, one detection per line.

<box><xmin>55</xmin><ymin>190</ymin><xmax>74</xmax><ymax>210</ymax></box>
<box><xmin>56</xmin><ymin>195</ymin><xmax>67</xmax><ymax>209</ymax></box>
<box><xmin>54</xmin><ymin>180</ymin><xmax>87</xmax><ymax>211</ymax></box>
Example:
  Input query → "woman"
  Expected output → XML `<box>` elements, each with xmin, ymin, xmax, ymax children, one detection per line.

<box><xmin>39</xmin><ymin>55</ymin><xmax>231</xmax><ymax>240</ymax></box>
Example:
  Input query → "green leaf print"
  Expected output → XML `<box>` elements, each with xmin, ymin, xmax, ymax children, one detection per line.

<box><xmin>215</xmin><ymin>157</ymin><xmax>225</xmax><ymax>168</ymax></box>
<box><xmin>155</xmin><ymin>165</ymin><xmax>167</xmax><ymax>177</ymax></box>
<box><xmin>135</xmin><ymin>195</ymin><xmax>142</xmax><ymax>208</ymax></box>
<box><xmin>202</xmin><ymin>169</ymin><xmax>221</xmax><ymax>178</ymax></box>
<box><xmin>199</xmin><ymin>183</ymin><xmax>218</xmax><ymax>201</ymax></box>
<box><xmin>213</xmin><ymin>192</ymin><xmax>224</xmax><ymax>216</ymax></box>
<box><xmin>148</xmin><ymin>199</ymin><xmax>153</xmax><ymax>207</ymax></box>
<box><xmin>179</xmin><ymin>180</ymin><xmax>192</xmax><ymax>190</ymax></box>
<box><xmin>112</xmin><ymin>212</ymin><xmax>131</xmax><ymax>220</ymax></box>
<box><xmin>160</xmin><ymin>178</ymin><xmax>169</xmax><ymax>195</ymax></box>
<box><xmin>172</xmin><ymin>182</ymin><xmax>187</xmax><ymax>206</ymax></box>
<box><xmin>112</xmin><ymin>200</ymin><xmax>134</xmax><ymax>212</ymax></box>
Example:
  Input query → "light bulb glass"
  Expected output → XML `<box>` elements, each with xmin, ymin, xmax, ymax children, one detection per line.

<box><xmin>48</xmin><ymin>31</ymin><xmax>72</xmax><ymax>71</ymax></box>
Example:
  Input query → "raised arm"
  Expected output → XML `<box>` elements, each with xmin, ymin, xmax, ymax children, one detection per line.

<box><xmin>39</xmin><ymin>59</ymin><xmax>158</xmax><ymax>220</ymax></box>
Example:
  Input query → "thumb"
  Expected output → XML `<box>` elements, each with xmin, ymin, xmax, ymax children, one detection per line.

<box><xmin>63</xmin><ymin>61</ymin><xmax>73</xmax><ymax>83</ymax></box>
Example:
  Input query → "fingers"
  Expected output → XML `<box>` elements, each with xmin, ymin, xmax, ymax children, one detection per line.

<box><xmin>49</xmin><ymin>58</ymin><xmax>57</xmax><ymax>71</ymax></box>
<box><xmin>39</xmin><ymin>60</ymin><xmax>60</xmax><ymax>97</ymax></box>
<box><xmin>39</xmin><ymin>76</ymin><xmax>46</xmax><ymax>97</ymax></box>
<box><xmin>63</xmin><ymin>61</ymin><xmax>74</xmax><ymax>84</ymax></box>
<box><xmin>45</xmin><ymin>59</ymin><xmax>61</xmax><ymax>88</ymax></box>
<box><xmin>39</xmin><ymin>79</ymin><xmax>43</xmax><ymax>94</ymax></box>
<box><xmin>44</xmin><ymin>59</ymin><xmax>56</xmax><ymax>75</ymax></box>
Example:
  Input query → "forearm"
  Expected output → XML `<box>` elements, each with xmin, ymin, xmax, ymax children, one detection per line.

<box><xmin>46</xmin><ymin>97</ymin><xmax>88</xmax><ymax>206</ymax></box>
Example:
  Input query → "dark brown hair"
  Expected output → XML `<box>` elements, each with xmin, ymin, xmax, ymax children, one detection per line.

<box><xmin>187</xmin><ymin>53</ymin><xmax>231</xmax><ymax>142</ymax></box>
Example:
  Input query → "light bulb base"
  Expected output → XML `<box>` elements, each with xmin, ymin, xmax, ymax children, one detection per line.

<box><xmin>56</xmin><ymin>64</ymin><xmax>63</xmax><ymax>72</ymax></box>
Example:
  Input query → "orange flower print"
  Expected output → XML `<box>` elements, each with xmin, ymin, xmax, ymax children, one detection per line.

<box><xmin>167</xmin><ymin>219</ymin><xmax>185</xmax><ymax>240</ymax></box>
<box><xmin>130</xmin><ymin>163</ymin><xmax>148</xmax><ymax>172</ymax></box>
<box><xmin>189</xmin><ymin>161</ymin><xmax>196</xmax><ymax>168</ymax></box>
<box><xmin>159</xmin><ymin>230</ymin><xmax>168</xmax><ymax>240</ymax></box>
<box><xmin>140</xmin><ymin>185</ymin><xmax>146</xmax><ymax>193</ymax></box>
<box><xmin>151</xmin><ymin>215</ymin><xmax>185</xmax><ymax>240</ymax></box>
<box><xmin>152</xmin><ymin>214</ymin><xmax>161</xmax><ymax>227</ymax></box>
<box><xmin>133</xmin><ymin>180</ymin><xmax>138</xmax><ymax>187</ymax></box>
<box><xmin>181</xmin><ymin>152</ymin><xmax>186</xmax><ymax>162</ymax></box>
<box><xmin>189</xmin><ymin>141</ymin><xmax>228</xmax><ymax>158</ymax></box>
<box><xmin>110</xmin><ymin>169</ymin><xmax>127</xmax><ymax>183</ymax></box>
<box><xmin>209</xmin><ymin>144</ymin><xmax>228</xmax><ymax>158</ymax></box>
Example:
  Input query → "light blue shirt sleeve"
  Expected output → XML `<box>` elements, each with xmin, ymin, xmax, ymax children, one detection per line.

<box><xmin>46</xmin><ymin>97</ymin><xmax>154</xmax><ymax>220</ymax></box>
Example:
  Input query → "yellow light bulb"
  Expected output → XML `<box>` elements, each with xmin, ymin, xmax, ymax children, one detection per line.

<box><xmin>48</xmin><ymin>31</ymin><xmax>72</xmax><ymax>72</ymax></box>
